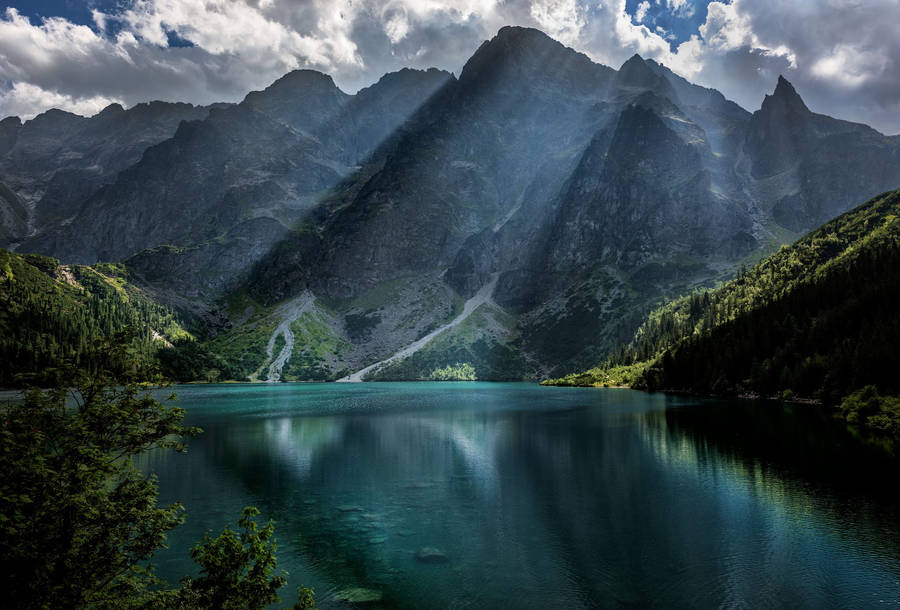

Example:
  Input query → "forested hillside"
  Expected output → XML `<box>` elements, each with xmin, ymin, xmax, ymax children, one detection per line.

<box><xmin>546</xmin><ymin>190</ymin><xmax>900</xmax><ymax>432</ymax></box>
<box><xmin>0</xmin><ymin>249</ymin><xmax>231</xmax><ymax>385</ymax></box>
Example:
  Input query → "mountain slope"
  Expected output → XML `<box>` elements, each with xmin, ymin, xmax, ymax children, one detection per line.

<box><xmin>0</xmin><ymin>102</ymin><xmax>215</xmax><ymax>245</ymax></box>
<box><xmin>15</xmin><ymin>68</ymin><xmax>454</xmax><ymax>307</ymax></box>
<box><xmin>25</xmin><ymin>104</ymin><xmax>344</xmax><ymax>264</ymax></box>
<box><xmin>239</xmin><ymin>28</ymin><xmax>756</xmax><ymax>376</ymax></box>
<box><xmin>741</xmin><ymin>76</ymin><xmax>900</xmax><ymax>233</ymax></box>
<box><xmin>3</xmin><ymin>26</ymin><xmax>900</xmax><ymax>382</ymax></box>
<box><xmin>546</xmin><ymin>189</ymin><xmax>900</xmax><ymax>425</ymax></box>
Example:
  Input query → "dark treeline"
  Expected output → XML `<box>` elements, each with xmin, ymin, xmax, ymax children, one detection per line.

<box><xmin>646</xmin><ymin>234</ymin><xmax>899</xmax><ymax>402</ymax></box>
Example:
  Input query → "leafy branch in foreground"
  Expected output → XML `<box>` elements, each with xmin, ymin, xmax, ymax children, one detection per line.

<box><xmin>170</xmin><ymin>507</ymin><xmax>315</xmax><ymax>610</ymax></box>
<box><xmin>0</xmin><ymin>333</ymin><xmax>315</xmax><ymax>609</ymax></box>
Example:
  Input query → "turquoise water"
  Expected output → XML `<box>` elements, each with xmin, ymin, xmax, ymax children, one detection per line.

<box><xmin>138</xmin><ymin>382</ymin><xmax>900</xmax><ymax>608</ymax></box>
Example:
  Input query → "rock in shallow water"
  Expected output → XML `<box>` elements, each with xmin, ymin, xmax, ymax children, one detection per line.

<box><xmin>334</xmin><ymin>587</ymin><xmax>383</xmax><ymax>605</ymax></box>
<box><xmin>416</xmin><ymin>547</ymin><xmax>449</xmax><ymax>564</ymax></box>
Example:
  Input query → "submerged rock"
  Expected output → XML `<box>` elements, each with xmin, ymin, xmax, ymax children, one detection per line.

<box><xmin>416</xmin><ymin>547</ymin><xmax>449</xmax><ymax>564</ymax></box>
<box><xmin>334</xmin><ymin>587</ymin><xmax>383</xmax><ymax>605</ymax></box>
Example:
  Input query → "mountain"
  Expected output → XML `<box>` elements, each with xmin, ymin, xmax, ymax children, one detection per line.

<box><xmin>2</xmin><ymin>26</ymin><xmax>899</xmax><ymax>383</ymax></box>
<box><xmin>241</xmin><ymin>69</ymin><xmax>351</xmax><ymax>135</ymax></box>
<box><xmin>0</xmin><ymin>102</ymin><xmax>215</xmax><ymax>245</ymax></box>
<box><xmin>742</xmin><ymin>76</ymin><xmax>900</xmax><ymax>232</ymax></box>
<box><xmin>12</xmin><ymin>68</ymin><xmax>452</xmax><ymax>311</ymax></box>
<box><xmin>545</xmin><ymin>189</ymin><xmax>900</xmax><ymax>432</ymax></box>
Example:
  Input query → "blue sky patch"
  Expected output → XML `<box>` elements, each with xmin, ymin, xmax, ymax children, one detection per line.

<box><xmin>8</xmin><ymin>0</ymin><xmax>193</xmax><ymax>47</ymax></box>
<box><xmin>7</xmin><ymin>0</ymin><xmax>115</xmax><ymax>27</ymax></box>
<box><xmin>624</xmin><ymin>0</ymin><xmax>714</xmax><ymax>50</ymax></box>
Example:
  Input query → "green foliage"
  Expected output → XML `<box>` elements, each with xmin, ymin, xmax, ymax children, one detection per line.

<box><xmin>203</xmin><ymin>310</ymin><xmax>279</xmax><ymax>381</ymax></box>
<box><xmin>0</xmin><ymin>335</ymin><xmax>197</xmax><ymax>608</ymax></box>
<box><xmin>542</xmin><ymin>362</ymin><xmax>649</xmax><ymax>388</ymax></box>
<box><xmin>428</xmin><ymin>362</ymin><xmax>477</xmax><ymax>380</ymax></box>
<box><xmin>0</xmin><ymin>249</ymin><xmax>190</xmax><ymax>386</ymax></box>
<box><xmin>840</xmin><ymin>386</ymin><xmax>900</xmax><ymax>435</ymax></box>
<box><xmin>172</xmin><ymin>507</ymin><xmax>306</xmax><ymax>610</ymax></box>
<box><xmin>0</xmin><ymin>335</ymin><xmax>316</xmax><ymax>608</ymax></box>
<box><xmin>159</xmin><ymin>338</ymin><xmax>243</xmax><ymax>383</ymax></box>
<box><xmin>282</xmin><ymin>310</ymin><xmax>352</xmax><ymax>381</ymax></box>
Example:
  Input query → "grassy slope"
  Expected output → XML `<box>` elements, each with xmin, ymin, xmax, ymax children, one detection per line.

<box><xmin>369</xmin><ymin>302</ymin><xmax>532</xmax><ymax>381</ymax></box>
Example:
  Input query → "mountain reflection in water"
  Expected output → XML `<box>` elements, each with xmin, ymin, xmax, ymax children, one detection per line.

<box><xmin>138</xmin><ymin>383</ymin><xmax>900</xmax><ymax>608</ymax></box>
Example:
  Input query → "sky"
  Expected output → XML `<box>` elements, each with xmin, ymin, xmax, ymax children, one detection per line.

<box><xmin>2</xmin><ymin>0</ymin><xmax>899</xmax><ymax>135</ymax></box>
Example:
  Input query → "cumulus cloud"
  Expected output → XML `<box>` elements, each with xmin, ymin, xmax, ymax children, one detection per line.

<box><xmin>635</xmin><ymin>1</ymin><xmax>650</xmax><ymax>24</ymax></box>
<box><xmin>529</xmin><ymin>0</ymin><xmax>585</xmax><ymax>45</ymax></box>
<box><xmin>664</xmin><ymin>0</ymin><xmax>694</xmax><ymax>20</ymax></box>
<box><xmin>0</xmin><ymin>81</ymin><xmax>118</xmax><ymax>118</ymax></box>
<box><xmin>0</xmin><ymin>0</ymin><xmax>899</xmax><ymax>134</ymax></box>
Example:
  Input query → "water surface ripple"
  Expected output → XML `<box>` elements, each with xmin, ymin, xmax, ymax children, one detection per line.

<box><xmin>138</xmin><ymin>383</ymin><xmax>900</xmax><ymax>608</ymax></box>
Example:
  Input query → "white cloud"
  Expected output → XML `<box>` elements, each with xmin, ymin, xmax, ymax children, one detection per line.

<box><xmin>383</xmin><ymin>6</ymin><xmax>411</xmax><ymax>44</ymax></box>
<box><xmin>120</xmin><ymin>0</ymin><xmax>361</xmax><ymax>68</ymax></box>
<box><xmin>91</xmin><ymin>9</ymin><xmax>107</xmax><ymax>33</ymax></box>
<box><xmin>0</xmin><ymin>0</ymin><xmax>898</xmax><ymax>133</ymax></box>
<box><xmin>665</xmin><ymin>0</ymin><xmax>694</xmax><ymax>19</ymax></box>
<box><xmin>810</xmin><ymin>44</ymin><xmax>887</xmax><ymax>88</ymax></box>
<box><xmin>0</xmin><ymin>82</ymin><xmax>118</xmax><ymax>120</ymax></box>
<box><xmin>635</xmin><ymin>1</ymin><xmax>651</xmax><ymax>24</ymax></box>
<box><xmin>529</xmin><ymin>0</ymin><xmax>585</xmax><ymax>45</ymax></box>
<box><xmin>697</xmin><ymin>1</ymin><xmax>795</xmax><ymax>67</ymax></box>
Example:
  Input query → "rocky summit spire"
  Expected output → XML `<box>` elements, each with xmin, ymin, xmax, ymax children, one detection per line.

<box><xmin>616</xmin><ymin>54</ymin><xmax>657</xmax><ymax>88</ymax></box>
<box><xmin>614</xmin><ymin>53</ymin><xmax>678</xmax><ymax>101</ymax></box>
<box><xmin>762</xmin><ymin>75</ymin><xmax>810</xmax><ymax>115</ymax></box>
<box><xmin>458</xmin><ymin>26</ymin><xmax>614</xmax><ymax>94</ymax></box>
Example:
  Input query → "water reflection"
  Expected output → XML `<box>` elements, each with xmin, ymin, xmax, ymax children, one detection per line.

<box><xmin>142</xmin><ymin>384</ymin><xmax>900</xmax><ymax>608</ymax></box>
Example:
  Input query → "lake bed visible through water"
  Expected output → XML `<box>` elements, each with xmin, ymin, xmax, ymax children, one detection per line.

<box><xmin>139</xmin><ymin>382</ymin><xmax>900</xmax><ymax>608</ymax></box>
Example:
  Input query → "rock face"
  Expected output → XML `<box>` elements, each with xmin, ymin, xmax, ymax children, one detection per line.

<box><xmin>3</xmin><ymin>26</ymin><xmax>899</xmax><ymax>379</ymax></box>
<box><xmin>0</xmin><ymin>102</ymin><xmax>213</xmax><ymax>245</ymax></box>
<box><xmin>742</xmin><ymin>75</ymin><xmax>900</xmax><ymax>232</ymax></box>
<box><xmin>10</xmin><ymin>68</ymin><xmax>453</xmax><ymax>302</ymax></box>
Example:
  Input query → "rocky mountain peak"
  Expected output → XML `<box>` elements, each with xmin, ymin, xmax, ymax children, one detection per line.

<box><xmin>618</xmin><ymin>54</ymin><xmax>652</xmax><ymax>77</ymax></box>
<box><xmin>365</xmin><ymin>67</ymin><xmax>454</xmax><ymax>91</ymax></box>
<box><xmin>241</xmin><ymin>68</ymin><xmax>350</xmax><ymax>134</ymax></box>
<box><xmin>26</xmin><ymin>108</ymin><xmax>85</xmax><ymax>129</ymax></box>
<box><xmin>615</xmin><ymin>53</ymin><xmax>678</xmax><ymax>102</ymax></box>
<box><xmin>760</xmin><ymin>75</ymin><xmax>810</xmax><ymax>116</ymax></box>
<box><xmin>0</xmin><ymin>115</ymin><xmax>22</xmax><ymax>156</ymax></box>
<box><xmin>255</xmin><ymin>69</ymin><xmax>342</xmax><ymax>94</ymax></box>
<box><xmin>460</xmin><ymin>26</ymin><xmax>613</xmax><ymax>95</ymax></box>
<box><xmin>96</xmin><ymin>103</ymin><xmax>126</xmax><ymax>118</ymax></box>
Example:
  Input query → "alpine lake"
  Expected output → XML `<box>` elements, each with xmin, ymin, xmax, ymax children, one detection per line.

<box><xmin>137</xmin><ymin>382</ymin><xmax>900</xmax><ymax>608</ymax></box>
